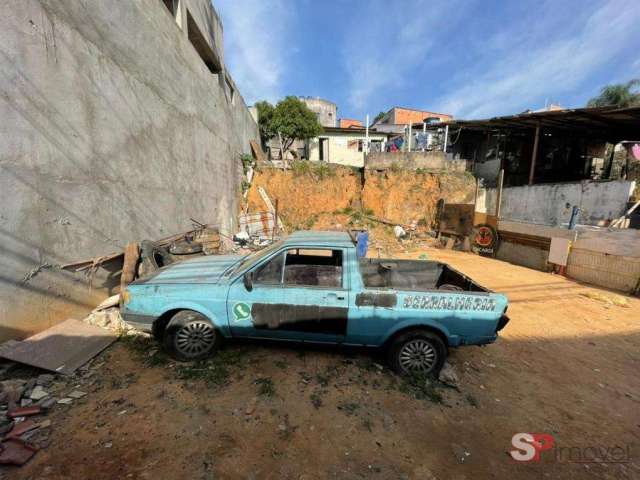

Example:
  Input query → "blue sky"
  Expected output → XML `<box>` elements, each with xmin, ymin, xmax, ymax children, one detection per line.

<box><xmin>215</xmin><ymin>0</ymin><xmax>640</xmax><ymax>121</ymax></box>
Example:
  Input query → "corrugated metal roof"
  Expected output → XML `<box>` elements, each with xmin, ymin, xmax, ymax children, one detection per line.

<box><xmin>426</xmin><ymin>106</ymin><xmax>640</xmax><ymax>139</ymax></box>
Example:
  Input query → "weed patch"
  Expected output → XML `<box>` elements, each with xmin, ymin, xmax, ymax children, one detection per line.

<box><xmin>399</xmin><ymin>373</ymin><xmax>445</xmax><ymax>404</ymax></box>
<box><xmin>174</xmin><ymin>348</ymin><xmax>247</xmax><ymax>388</ymax></box>
<box><xmin>337</xmin><ymin>402</ymin><xmax>360</xmax><ymax>416</ymax></box>
<box><xmin>255</xmin><ymin>377</ymin><xmax>276</xmax><ymax>397</ymax></box>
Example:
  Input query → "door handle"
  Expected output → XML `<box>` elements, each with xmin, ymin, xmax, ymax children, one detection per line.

<box><xmin>324</xmin><ymin>293</ymin><xmax>346</xmax><ymax>301</ymax></box>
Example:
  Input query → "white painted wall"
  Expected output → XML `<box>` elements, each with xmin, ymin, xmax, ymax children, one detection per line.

<box><xmin>308</xmin><ymin>132</ymin><xmax>387</xmax><ymax>168</ymax></box>
<box><xmin>480</xmin><ymin>180</ymin><xmax>635</xmax><ymax>226</ymax></box>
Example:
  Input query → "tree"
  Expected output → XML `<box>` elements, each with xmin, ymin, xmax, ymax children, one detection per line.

<box><xmin>587</xmin><ymin>79</ymin><xmax>640</xmax><ymax>108</ymax></box>
<box><xmin>254</xmin><ymin>100</ymin><xmax>275</xmax><ymax>147</ymax></box>
<box><xmin>269</xmin><ymin>96</ymin><xmax>323</xmax><ymax>154</ymax></box>
<box><xmin>372</xmin><ymin>111</ymin><xmax>386</xmax><ymax>124</ymax></box>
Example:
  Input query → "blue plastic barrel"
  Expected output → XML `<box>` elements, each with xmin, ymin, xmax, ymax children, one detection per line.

<box><xmin>356</xmin><ymin>231</ymin><xmax>369</xmax><ymax>258</ymax></box>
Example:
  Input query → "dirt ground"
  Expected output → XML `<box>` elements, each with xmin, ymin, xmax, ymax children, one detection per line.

<box><xmin>5</xmin><ymin>246</ymin><xmax>640</xmax><ymax>480</ymax></box>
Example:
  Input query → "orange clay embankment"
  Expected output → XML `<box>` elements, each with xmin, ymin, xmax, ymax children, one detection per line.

<box><xmin>246</xmin><ymin>163</ymin><xmax>475</xmax><ymax>233</ymax></box>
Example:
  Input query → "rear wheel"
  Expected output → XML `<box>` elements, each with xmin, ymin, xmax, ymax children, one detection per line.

<box><xmin>387</xmin><ymin>330</ymin><xmax>446</xmax><ymax>376</ymax></box>
<box><xmin>163</xmin><ymin>310</ymin><xmax>220</xmax><ymax>361</ymax></box>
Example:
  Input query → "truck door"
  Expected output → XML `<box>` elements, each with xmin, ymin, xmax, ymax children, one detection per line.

<box><xmin>274</xmin><ymin>247</ymin><xmax>349</xmax><ymax>344</ymax></box>
<box><xmin>227</xmin><ymin>247</ymin><xmax>349</xmax><ymax>344</ymax></box>
<box><xmin>227</xmin><ymin>251</ymin><xmax>286</xmax><ymax>340</ymax></box>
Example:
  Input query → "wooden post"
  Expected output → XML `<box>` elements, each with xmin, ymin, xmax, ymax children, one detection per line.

<box><xmin>120</xmin><ymin>242</ymin><xmax>140</xmax><ymax>292</ymax></box>
<box><xmin>495</xmin><ymin>169</ymin><xmax>504</xmax><ymax>219</ymax></box>
<box><xmin>528</xmin><ymin>125</ymin><xmax>540</xmax><ymax>185</ymax></box>
<box><xmin>273</xmin><ymin>198</ymin><xmax>279</xmax><ymax>240</ymax></box>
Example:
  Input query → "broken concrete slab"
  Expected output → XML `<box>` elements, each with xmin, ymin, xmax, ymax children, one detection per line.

<box><xmin>36</xmin><ymin>374</ymin><xmax>55</xmax><ymax>387</ymax></box>
<box><xmin>29</xmin><ymin>386</ymin><xmax>49</xmax><ymax>401</ymax></box>
<box><xmin>37</xmin><ymin>397</ymin><xmax>57</xmax><ymax>410</ymax></box>
<box><xmin>67</xmin><ymin>390</ymin><xmax>86</xmax><ymax>399</ymax></box>
<box><xmin>0</xmin><ymin>319</ymin><xmax>117</xmax><ymax>375</ymax></box>
<box><xmin>57</xmin><ymin>398</ymin><xmax>73</xmax><ymax>405</ymax></box>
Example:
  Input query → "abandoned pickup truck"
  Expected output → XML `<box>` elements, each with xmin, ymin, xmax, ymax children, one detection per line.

<box><xmin>122</xmin><ymin>231</ymin><xmax>509</xmax><ymax>374</ymax></box>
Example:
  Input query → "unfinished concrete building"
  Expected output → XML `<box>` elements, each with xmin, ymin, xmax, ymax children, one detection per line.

<box><xmin>0</xmin><ymin>0</ymin><xmax>259</xmax><ymax>340</ymax></box>
<box><xmin>299</xmin><ymin>97</ymin><xmax>338</xmax><ymax>128</ymax></box>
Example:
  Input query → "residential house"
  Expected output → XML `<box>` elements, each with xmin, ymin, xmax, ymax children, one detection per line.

<box><xmin>307</xmin><ymin>127</ymin><xmax>388</xmax><ymax>168</ymax></box>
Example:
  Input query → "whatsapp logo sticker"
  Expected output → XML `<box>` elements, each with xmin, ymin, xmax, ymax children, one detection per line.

<box><xmin>233</xmin><ymin>302</ymin><xmax>251</xmax><ymax>321</ymax></box>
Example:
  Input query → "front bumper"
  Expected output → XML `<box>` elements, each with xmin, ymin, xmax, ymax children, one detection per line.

<box><xmin>121</xmin><ymin>312</ymin><xmax>154</xmax><ymax>333</ymax></box>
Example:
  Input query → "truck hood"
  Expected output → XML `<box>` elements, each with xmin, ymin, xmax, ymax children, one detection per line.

<box><xmin>134</xmin><ymin>254</ymin><xmax>244</xmax><ymax>285</ymax></box>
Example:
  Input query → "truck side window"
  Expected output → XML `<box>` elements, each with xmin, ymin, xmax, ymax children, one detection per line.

<box><xmin>283</xmin><ymin>249</ymin><xmax>343</xmax><ymax>288</ymax></box>
<box><xmin>253</xmin><ymin>252</ymin><xmax>284</xmax><ymax>284</ymax></box>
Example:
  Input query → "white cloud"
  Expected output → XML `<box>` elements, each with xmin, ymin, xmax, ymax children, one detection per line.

<box><xmin>433</xmin><ymin>0</ymin><xmax>640</xmax><ymax>118</ymax></box>
<box><xmin>342</xmin><ymin>0</ymin><xmax>460</xmax><ymax>112</ymax></box>
<box><xmin>214</xmin><ymin>0</ymin><xmax>292</xmax><ymax>104</ymax></box>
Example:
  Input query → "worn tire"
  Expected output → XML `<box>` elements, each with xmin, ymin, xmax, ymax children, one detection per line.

<box><xmin>163</xmin><ymin>310</ymin><xmax>221</xmax><ymax>361</ymax></box>
<box><xmin>387</xmin><ymin>330</ymin><xmax>447</xmax><ymax>376</ymax></box>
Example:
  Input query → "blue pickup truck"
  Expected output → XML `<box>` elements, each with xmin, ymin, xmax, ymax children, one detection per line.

<box><xmin>121</xmin><ymin>231</ymin><xmax>509</xmax><ymax>375</ymax></box>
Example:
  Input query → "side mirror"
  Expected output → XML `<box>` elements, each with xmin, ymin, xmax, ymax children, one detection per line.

<box><xmin>243</xmin><ymin>272</ymin><xmax>253</xmax><ymax>291</ymax></box>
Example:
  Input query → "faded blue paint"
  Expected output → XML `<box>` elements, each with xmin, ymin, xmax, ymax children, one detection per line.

<box><xmin>122</xmin><ymin>231</ymin><xmax>509</xmax><ymax>349</ymax></box>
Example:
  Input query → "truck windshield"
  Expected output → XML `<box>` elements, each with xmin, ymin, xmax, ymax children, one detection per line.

<box><xmin>224</xmin><ymin>240</ymin><xmax>284</xmax><ymax>277</ymax></box>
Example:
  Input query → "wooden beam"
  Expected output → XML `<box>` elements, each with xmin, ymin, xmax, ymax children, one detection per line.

<box><xmin>496</xmin><ymin>169</ymin><xmax>504</xmax><ymax>218</ymax></box>
<box><xmin>529</xmin><ymin>125</ymin><xmax>540</xmax><ymax>185</ymax></box>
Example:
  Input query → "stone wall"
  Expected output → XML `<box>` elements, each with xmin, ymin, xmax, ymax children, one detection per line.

<box><xmin>0</xmin><ymin>0</ymin><xmax>259</xmax><ymax>340</ymax></box>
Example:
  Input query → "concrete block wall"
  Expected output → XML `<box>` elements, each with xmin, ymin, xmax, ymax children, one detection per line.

<box><xmin>365</xmin><ymin>151</ymin><xmax>467</xmax><ymax>172</ymax></box>
<box><xmin>480</xmin><ymin>180</ymin><xmax>635</xmax><ymax>226</ymax></box>
<box><xmin>0</xmin><ymin>0</ymin><xmax>259</xmax><ymax>340</ymax></box>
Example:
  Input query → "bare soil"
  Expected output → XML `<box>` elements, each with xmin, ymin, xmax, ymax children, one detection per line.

<box><xmin>6</xmin><ymin>247</ymin><xmax>640</xmax><ymax>480</ymax></box>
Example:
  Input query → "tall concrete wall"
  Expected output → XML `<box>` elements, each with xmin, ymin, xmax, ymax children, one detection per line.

<box><xmin>480</xmin><ymin>180</ymin><xmax>635</xmax><ymax>226</ymax></box>
<box><xmin>0</xmin><ymin>0</ymin><xmax>259</xmax><ymax>340</ymax></box>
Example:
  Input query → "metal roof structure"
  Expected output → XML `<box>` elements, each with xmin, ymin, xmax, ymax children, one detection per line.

<box><xmin>426</xmin><ymin>106</ymin><xmax>640</xmax><ymax>140</ymax></box>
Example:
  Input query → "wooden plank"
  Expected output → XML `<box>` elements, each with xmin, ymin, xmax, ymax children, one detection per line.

<box><xmin>499</xmin><ymin>230</ymin><xmax>551</xmax><ymax>249</ymax></box>
<box><xmin>528</xmin><ymin>125</ymin><xmax>540</xmax><ymax>185</ymax></box>
<box><xmin>0</xmin><ymin>319</ymin><xmax>117</xmax><ymax>375</ymax></box>
<box><xmin>257</xmin><ymin>187</ymin><xmax>284</xmax><ymax>230</ymax></box>
<box><xmin>250</xmin><ymin>140</ymin><xmax>266</xmax><ymax>162</ymax></box>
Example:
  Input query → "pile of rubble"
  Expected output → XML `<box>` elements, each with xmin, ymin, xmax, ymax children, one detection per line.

<box><xmin>0</xmin><ymin>367</ymin><xmax>95</xmax><ymax>466</ymax></box>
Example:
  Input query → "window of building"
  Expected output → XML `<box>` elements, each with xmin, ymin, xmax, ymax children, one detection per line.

<box><xmin>225</xmin><ymin>75</ymin><xmax>235</xmax><ymax>105</ymax></box>
<box><xmin>161</xmin><ymin>0</ymin><xmax>182</xmax><ymax>27</ymax></box>
<box><xmin>186</xmin><ymin>9</ymin><xmax>222</xmax><ymax>74</ymax></box>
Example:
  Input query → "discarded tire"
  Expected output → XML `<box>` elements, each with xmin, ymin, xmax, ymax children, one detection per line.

<box><xmin>169</xmin><ymin>238</ymin><xmax>203</xmax><ymax>255</ymax></box>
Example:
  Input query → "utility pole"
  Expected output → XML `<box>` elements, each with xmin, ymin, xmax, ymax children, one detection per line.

<box><xmin>365</xmin><ymin>114</ymin><xmax>369</xmax><ymax>154</ymax></box>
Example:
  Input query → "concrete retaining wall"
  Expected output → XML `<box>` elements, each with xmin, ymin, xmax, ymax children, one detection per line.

<box><xmin>0</xmin><ymin>0</ymin><xmax>259</xmax><ymax>340</ymax></box>
<box><xmin>365</xmin><ymin>151</ymin><xmax>467</xmax><ymax>172</ymax></box>
<box><xmin>481</xmin><ymin>180</ymin><xmax>635</xmax><ymax>226</ymax></box>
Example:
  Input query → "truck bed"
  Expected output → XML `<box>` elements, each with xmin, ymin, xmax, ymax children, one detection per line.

<box><xmin>358</xmin><ymin>259</ymin><xmax>489</xmax><ymax>293</ymax></box>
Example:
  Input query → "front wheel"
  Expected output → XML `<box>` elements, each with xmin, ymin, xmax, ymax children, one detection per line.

<box><xmin>387</xmin><ymin>330</ymin><xmax>446</xmax><ymax>376</ymax></box>
<box><xmin>164</xmin><ymin>310</ymin><xmax>220</xmax><ymax>361</ymax></box>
